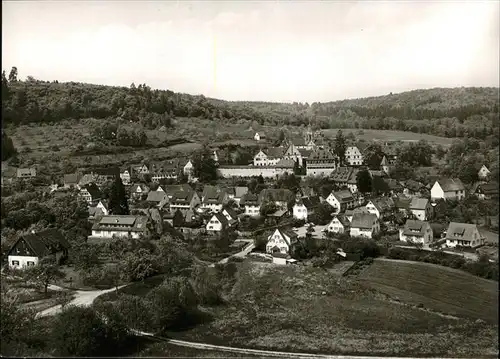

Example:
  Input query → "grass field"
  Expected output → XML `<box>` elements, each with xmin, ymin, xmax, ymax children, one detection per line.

<box><xmin>321</xmin><ymin>128</ymin><xmax>455</xmax><ymax>146</ymax></box>
<box><xmin>165</xmin><ymin>260</ymin><xmax>498</xmax><ymax>357</ymax></box>
<box><xmin>357</xmin><ymin>259</ymin><xmax>498</xmax><ymax>324</ymax></box>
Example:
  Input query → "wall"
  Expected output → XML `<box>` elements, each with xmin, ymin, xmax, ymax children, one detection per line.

<box><xmin>306</xmin><ymin>167</ymin><xmax>336</xmax><ymax>177</ymax></box>
<box><xmin>8</xmin><ymin>255</ymin><xmax>39</xmax><ymax>269</ymax></box>
<box><xmin>218</xmin><ymin>166</ymin><xmax>290</xmax><ymax>178</ymax></box>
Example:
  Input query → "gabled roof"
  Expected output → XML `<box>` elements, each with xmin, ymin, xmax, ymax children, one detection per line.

<box><xmin>380</xmin><ymin>156</ymin><xmax>389</xmax><ymax>166</ymax></box>
<box><xmin>402</xmin><ymin>219</ymin><xmax>430</xmax><ymax>237</ymax></box>
<box><xmin>223</xmin><ymin>207</ymin><xmax>238</xmax><ymax>220</ymax></box>
<box><xmin>330</xmin><ymin>190</ymin><xmax>354</xmax><ymax>203</ymax></box>
<box><xmin>309</xmin><ymin>148</ymin><xmax>336</xmax><ymax>161</ymax></box>
<box><xmin>91</xmin><ymin>167</ymin><xmax>120</xmax><ymax>177</ymax></box>
<box><xmin>403</xmin><ymin>179</ymin><xmax>426</xmax><ymax>192</ymax></box>
<box><xmin>409</xmin><ymin>198</ymin><xmax>429</xmax><ymax>210</ymax></box>
<box><xmin>81</xmin><ymin>183</ymin><xmax>102</xmax><ymax>199</ymax></box>
<box><xmin>297</xmin><ymin>149</ymin><xmax>313</xmax><ymax>157</ymax></box>
<box><xmin>351</xmin><ymin>213</ymin><xmax>378</xmax><ymax>229</ymax></box>
<box><xmin>9</xmin><ymin>229</ymin><xmax>70</xmax><ymax>258</ymax></box>
<box><xmin>445</xmin><ymin>222</ymin><xmax>482</xmax><ymax>241</ymax></box>
<box><xmin>234</xmin><ymin>186</ymin><xmax>249</xmax><ymax>198</ymax></box>
<box><xmin>258</xmin><ymin>188</ymin><xmax>294</xmax><ymax>204</ymax></box>
<box><xmin>296</xmin><ymin>196</ymin><xmax>321</xmax><ymax>210</ymax></box>
<box><xmin>367</xmin><ymin>198</ymin><xmax>393</xmax><ymax>213</ymax></box>
<box><xmin>240</xmin><ymin>193</ymin><xmax>259</xmax><ymax>206</ymax></box>
<box><xmin>331</xmin><ymin>167</ymin><xmax>354</xmax><ymax>182</ymax></box>
<box><xmin>63</xmin><ymin>173</ymin><xmax>80</xmax><ymax>185</ymax></box>
<box><xmin>212</xmin><ymin>212</ymin><xmax>229</xmax><ymax>226</ymax></box>
<box><xmin>345</xmin><ymin>207</ymin><xmax>371</xmax><ymax>217</ymax></box>
<box><xmin>93</xmin><ymin>215</ymin><xmax>149</xmax><ymax>232</ymax></box>
<box><xmin>268</xmin><ymin>228</ymin><xmax>298</xmax><ymax>245</ymax></box>
<box><xmin>147</xmin><ymin>190</ymin><xmax>169</xmax><ymax>203</ymax></box>
<box><xmin>331</xmin><ymin>215</ymin><xmax>350</xmax><ymax>227</ymax></box>
<box><xmin>170</xmin><ymin>190</ymin><xmax>196</xmax><ymax>204</ymax></box>
<box><xmin>289</xmin><ymin>137</ymin><xmax>306</xmax><ymax>146</ymax></box>
<box><xmin>164</xmin><ymin>184</ymin><xmax>193</xmax><ymax>196</ymax></box>
<box><xmin>394</xmin><ymin>196</ymin><xmax>411</xmax><ymax>210</ymax></box>
<box><xmin>476</xmin><ymin>182</ymin><xmax>499</xmax><ymax>196</ymax></box>
<box><xmin>130</xmin><ymin>183</ymin><xmax>149</xmax><ymax>192</ymax></box>
<box><xmin>436</xmin><ymin>178</ymin><xmax>465</xmax><ymax>192</ymax></box>
<box><xmin>385</xmin><ymin>179</ymin><xmax>403</xmax><ymax>191</ymax></box>
<box><xmin>262</xmin><ymin>147</ymin><xmax>285</xmax><ymax>159</ymax></box>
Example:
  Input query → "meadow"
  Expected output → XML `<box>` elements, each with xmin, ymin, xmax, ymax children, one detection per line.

<box><xmin>357</xmin><ymin>258</ymin><xmax>499</xmax><ymax>324</ymax></box>
<box><xmin>163</xmin><ymin>260</ymin><xmax>498</xmax><ymax>357</ymax></box>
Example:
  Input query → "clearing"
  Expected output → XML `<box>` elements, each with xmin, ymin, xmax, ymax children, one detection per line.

<box><xmin>164</xmin><ymin>260</ymin><xmax>498</xmax><ymax>357</ymax></box>
<box><xmin>321</xmin><ymin>129</ymin><xmax>455</xmax><ymax>146</ymax></box>
<box><xmin>357</xmin><ymin>258</ymin><xmax>498</xmax><ymax>324</ymax></box>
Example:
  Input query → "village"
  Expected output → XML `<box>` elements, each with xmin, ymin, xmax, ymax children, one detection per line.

<box><xmin>4</xmin><ymin>125</ymin><xmax>498</xmax><ymax>271</ymax></box>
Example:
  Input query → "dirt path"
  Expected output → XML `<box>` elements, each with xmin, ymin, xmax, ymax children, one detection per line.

<box><xmin>210</xmin><ymin>240</ymin><xmax>255</xmax><ymax>267</ymax></box>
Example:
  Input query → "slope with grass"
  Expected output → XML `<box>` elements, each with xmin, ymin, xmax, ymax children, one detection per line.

<box><xmin>164</xmin><ymin>260</ymin><xmax>498</xmax><ymax>357</ymax></box>
<box><xmin>357</xmin><ymin>258</ymin><xmax>498</xmax><ymax>324</ymax></box>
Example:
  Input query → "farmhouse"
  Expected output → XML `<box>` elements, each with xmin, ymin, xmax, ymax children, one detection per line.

<box><xmin>445</xmin><ymin>222</ymin><xmax>485</xmax><ymax>248</ymax></box>
<box><xmin>88</xmin><ymin>200</ymin><xmax>109</xmax><ymax>221</ymax></box>
<box><xmin>402</xmin><ymin>179</ymin><xmax>429</xmax><ymax>198</ymax></box>
<box><xmin>331</xmin><ymin>167</ymin><xmax>359</xmax><ymax>193</ymax></box>
<box><xmin>254</xmin><ymin>132</ymin><xmax>266</xmax><ymax>141</ymax></box>
<box><xmin>183</xmin><ymin>160</ymin><xmax>194</xmax><ymax>176</ymax></box>
<box><xmin>7</xmin><ymin>229</ymin><xmax>70</xmax><ymax>269</ymax></box>
<box><xmin>472</xmin><ymin>182</ymin><xmax>499</xmax><ymax>200</ymax></box>
<box><xmin>292</xmin><ymin>196</ymin><xmax>321</xmax><ymax>221</ymax></box>
<box><xmin>365</xmin><ymin>198</ymin><xmax>394</xmax><ymax>219</ymax></box>
<box><xmin>430</xmin><ymin>178</ymin><xmax>466</xmax><ymax>201</ymax></box>
<box><xmin>17</xmin><ymin>167</ymin><xmax>37</xmax><ymax>178</ymax></box>
<box><xmin>169</xmin><ymin>190</ymin><xmax>201</xmax><ymax>215</ymax></box>
<box><xmin>326</xmin><ymin>190</ymin><xmax>355</xmax><ymax>214</ymax></box>
<box><xmin>206</xmin><ymin>212</ymin><xmax>231</xmax><ymax>232</ymax></box>
<box><xmin>120</xmin><ymin>168</ymin><xmax>132</xmax><ymax>185</ymax></box>
<box><xmin>350</xmin><ymin>213</ymin><xmax>380</xmax><ymax>238</ymax></box>
<box><xmin>399</xmin><ymin>220</ymin><xmax>433</xmax><ymax>245</ymax></box>
<box><xmin>146</xmin><ymin>190</ymin><xmax>169</xmax><ymax>208</ymax></box>
<box><xmin>326</xmin><ymin>215</ymin><xmax>350</xmax><ymax>234</ymax></box>
<box><xmin>63</xmin><ymin>173</ymin><xmax>81</xmax><ymax>189</ymax></box>
<box><xmin>200</xmin><ymin>185</ymin><xmax>228</xmax><ymax>212</ymax></box>
<box><xmin>266</xmin><ymin>228</ymin><xmax>298</xmax><ymax>254</ymax></box>
<box><xmin>478</xmin><ymin>165</ymin><xmax>491</xmax><ymax>180</ymax></box>
<box><xmin>345</xmin><ymin>146</ymin><xmax>363</xmax><ymax>166</ymax></box>
<box><xmin>79</xmin><ymin>183</ymin><xmax>102</xmax><ymax>204</ymax></box>
<box><xmin>89</xmin><ymin>167</ymin><xmax>120</xmax><ymax>186</ymax></box>
<box><xmin>240</xmin><ymin>193</ymin><xmax>261</xmax><ymax>217</ymax></box>
<box><xmin>283</xmin><ymin>143</ymin><xmax>311</xmax><ymax>167</ymax></box>
<box><xmin>253</xmin><ymin>147</ymin><xmax>285</xmax><ymax>166</ymax></box>
<box><xmin>345</xmin><ymin>206</ymin><xmax>371</xmax><ymax>222</ymax></box>
<box><xmin>409</xmin><ymin>197</ymin><xmax>432</xmax><ymax>221</ymax></box>
<box><xmin>89</xmin><ymin>215</ymin><xmax>150</xmax><ymax>241</ymax></box>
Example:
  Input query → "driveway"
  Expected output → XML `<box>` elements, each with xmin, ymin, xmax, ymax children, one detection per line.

<box><xmin>210</xmin><ymin>240</ymin><xmax>255</xmax><ymax>267</ymax></box>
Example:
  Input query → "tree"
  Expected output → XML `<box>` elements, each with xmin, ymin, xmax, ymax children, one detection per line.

<box><xmin>108</xmin><ymin>177</ymin><xmax>129</xmax><ymax>215</ymax></box>
<box><xmin>172</xmin><ymin>209</ymin><xmax>184</xmax><ymax>227</ymax></box>
<box><xmin>356</xmin><ymin>168</ymin><xmax>372</xmax><ymax>194</ymax></box>
<box><xmin>435</xmin><ymin>144</ymin><xmax>446</xmax><ymax>160</ymax></box>
<box><xmin>120</xmin><ymin>248</ymin><xmax>158</xmax><ymax>282</ymax></box>
<box><xmin>1</xmin><ymin>132</ymin><xmax>17</xmax><ymax>161</ymax></box>
<box><xmin>314</xmin><ymin>202</ymin><xmax>334</xmax><ymax>225</ymax></box>
<box><xmin>0</xmin><ymin>297</ymin><xmax>37</xmax><ymax>355</ymax></box>
<box><xmin>190</xmin><ymin>265</ymin><xmax>222</xmax><ymax>305</ymax></box>
<box><xmin>260</xmin><ymin>200</ymin><xmax>278</xmax><ymax>217</ymax></box>
<box><xmin>192</xmin><ymin>147</ymin><xmax>218</xmax><ymax>183</ymax></box>
<box><xmin>334</xmin><ymin>130</ymin><xmax>347</xmax><ymax>166</ymax></box>
<box><xmin>8</xmin><ymin>66</ymin><xmax>18</xmax><ymax>82</ymax></box>
<box><xmin>363</xmin><ymin>143</ymin><xmax>385</xmax><ymax>170</ymax></box>
<box><xmin>27</xmin><ymin>257</ymin><xmax>66</xmax><ymax>296</ymax></box>
<box><xmin>71</xmin><ymin>242</ymin><xmax>100</xmax><ymax>272</ymax></box>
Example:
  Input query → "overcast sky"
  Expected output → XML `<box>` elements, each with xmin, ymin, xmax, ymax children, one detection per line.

<box><xmin>2</xmin><ymin>1</ymin><xmax>499</xmax><ymax>103</ymax></box>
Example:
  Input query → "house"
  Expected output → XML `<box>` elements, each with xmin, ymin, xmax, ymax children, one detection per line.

<box><xmin>169</xmin><ymin>189</ymin><xmax>201</xmax><ymax>215</ymax></box>
<box><xmin>254</xmin><ymin>132</ymin><xmax>266</xmax><ymax>141</ymax></box>
<box><xmin>63</xmin><ymin>173</ymin><xmax>81</xmax><ymax>189</ymax></box>
<box><xmin>223</xmin><ymin>186</ymin><xmax>249</xmax><ymax>206</ymax></box>
<box><xmin>478</xmin><ymin>165</ymin><xmax>491</xmax><ymax>180</ymax></box>
<box><xmin>275</xmin><ymin>159</ymin><xmax>296</xmax><ymax>172</ymax></box>
<box><xmin>130</xmin><ymin>184</ymin><xmax>150</xmax><ymax>200</ymax></box>
<box><xmin>326</xmin><ymin>190</ymin><xmax>355</xmax><ymax>214</ymax></box>
<box><xmin>306</xmin><ymin>148</ymin><xmax>338</xmax><ymax>176</ymax></box>
<box><xmin>326</xmin><ymin>215</ymin><xmax>350</xmax><ymax>234</ymax></box>
<box><xmin>350</xmin><ymin>213</ymin><xmax>380</xmax><ymax>238</ymax></box>
<box><xmin>78</xmin><ymin>173</ymin><xmax>96</xmax><ymax>188</ymax></box>
<box><xmin>380</xmin><ymin>156</ymin><xmax>390</xmax><ymax>175</ymax></box>
<box><xmin>120</xmin><ymin>168</ymin><xmax>132</xmax><ymax>185</ymax></box>
<box><xmin>222</xmin><ymin>207</ymin><xmax>239</xmax><ymax>225</ymax></box>
<box><xmin>399</xmin><ymin>220</ymin><xmax>433</xmax><ymax>245</ymax></box>
<box><xmin>365</xmin><ymin>198</ymin><xmax>394</xmax><ymax>220</ymax></box>
<box><xmin>89</xmin><ymin>167</ymin><xmax>120</xmax><ymax>186</ymax></box>
<box><xmin>409</xmin><ymin>198</ymin><xmax>432</xmax><ymax>221</ymax></box>
<box><xmin>283</xmin><ymin>144</ymin><xmax>311</xmax><ymax>167</ymax></box>
<box><xmin>266</xmin><ymin>228</ymin><xmax>298</xmax><ymax>254</ymax></box>
<box><xmin>146</xmin><ymin>190</ymin><xmax>169</xmax><ymax>208</ymax></box>
<box><xmin>445</xmin><ymin>222</ymin><xmax>485</xmax><ymax>248</ymax></box>
<box><xmin>258</xmin><ymin>188</ymin><xmax>295</xmax><ymax>209</ymax></box>
<box><xmin>89</xmin><ymin>215</ymin><xmax>150</xmax><ymax>241</ymax></box>
<box><xmin>473</xmin><ymin>182</ymin><xmax>499</xmax><ymax>200</ymax></box>
<box><xmin>402</xmin><ymin>179</ymin><xmax>428</xmax><ymax>198</ymax></box>
<box><xmin>240</xmin><ymin>193</ymin><xmax>261</xmax><ymax>217</ymax></box>
<box><xmin>345</xmin><ymin>207</ymin><xmax>371</xmax><ymax>223</ymax></box>
<box><xmin>430</xmin><ymin>178</ymin><xmax>466</xmax><ymax>201</ymax></box>
<box><xmin>206</xmin><ymin>212</ymin><xmax>230</xmax><ymax>232</ymax></box>
<box><xmin>331</xmin><ymin>167</ymin><xmax>359</xmax><ymax>193</ymax></box>
<box><xmin>345</xmin><ymin>146</ymin><xmax>363</xmax><ymax>166</ymax></box>
<box><xmin>79</xmin><ymin>183</ymin><xmax>102</xmax><ymax>204</ymax></box>
<box><xmin>212</xmin><ymin>150</ymin><xmax>219</xmax><ymax>163</ymax></box>
<box><xmin>381</xmin><ymin>144</ymin><xmax>398</xmax><ymax>164</ymax></box>
<box><xmin>183</xmin><ymin>160</ymin><xmax>194</xmax><ymax>177</ymax></box>
<box><xmin>200</xmin><ymin>185</ymin><xmax>228</xmax><ymax>213</ymax></box>
<box><xmin>164</xmin><ymin>183</ymin><xmax>193</xmax><ymax>198</ymax></box>
<box><xmin>16</xmin><ymin>167</ymin><xmax>37</xmax><ymax>179</ymax></box>
<box><xmin>253</xmin><ymin>147</ymin><xmax>285</xmax><ymax>166</ymax></box>
<box><xmin>7</xmin><ymin>229</ymin><xmax>70</xmax><ymax>269</ymax></box>
<box><xmin>88</xmin><ymin>200</ymin><xmax>109</xmax><ymax>221</ymax></box>
<box><xmin>133</xmin><ymin>164</ymin><xmax>150</xmax><ymax>175</ymax></box>
<box><xmin>394</xmin><ymin>196</ymin><xmax>412</xmax><ymax>215</ymax></box>
<box><xmin>385</xmin><ymin>179</ymin><xmax>403</xmax><ymax>195</ymax></box>
<box><xmin>293</xmin><ymin>196</ymin><xmax>321</xmax><ymax>221</ymax></box>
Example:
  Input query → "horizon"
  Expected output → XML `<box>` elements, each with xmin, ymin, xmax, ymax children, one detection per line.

<box><xmin>2</xmin><ymin>1</ymin><xmax>499</xmax><ymax>103</ymax></box>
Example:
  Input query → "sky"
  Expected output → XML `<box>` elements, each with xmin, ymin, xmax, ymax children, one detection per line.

<box><xmin>2</xmin><ymin>1</ymin><xmax>499</xmax><ymax>103</ymax></box>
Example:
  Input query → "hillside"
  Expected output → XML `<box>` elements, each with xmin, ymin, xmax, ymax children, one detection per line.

<box><xmin>1</xmin><ymin>68</ymin><xmax>499</xmax><ymax>141</ymax></box>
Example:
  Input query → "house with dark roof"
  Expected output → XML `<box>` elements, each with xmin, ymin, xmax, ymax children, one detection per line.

<box><xmin>240</xmin><ymin>193</ymin><xmax>261</xmax><ymax>217</ymax></box>
<box><xmin>478</xmin><ymin>165</ymin><xmax>491</xmax><ymax>180</ymax></box>
<box><xmin>169</xmin><ymin>189</ymin><xmax>201</xmax><ymax>215</ymax></box>
<box><xmin>445</xmin><ymin>222</ymin><xmax>485</xmax><ymax>248</ymax></box>
<box><xmin>222</xmin><ymin>207</ymin><xmax>239</xmax><ymax>225</ymax></box>
<box><xmin>88</xmin><ymin>167</ymin><xmax>120</xmax><ymax>186</ymax></box>
<box><xmin>472</xmin><ymin>182</ymin><xmax>499</xmax><ymax>200</ymax></box>
<box><xmin>409</xmin><ymin>197</ymin><xmax>432</xmax><ymax>221</ymax></box>
<box><xmin>63</xmin><ymin>173</ymin><xmax>81</xmax><ymax>189</ymax></box>
<box><xmin>326</xmin><ymin>190</ymin><xmax>355</xmax><ymax>214</ymax></box>
<box><xmin>200</xmin><ymin>185</ymin><xmax>228</xmax><ymax>213</ymax></box>
<box><xmin>253</xmin><ymin>147</ymin><xmax>285</xmax><ymax>166</ymax></box>
<box><xmin>266</xmin><ymin>228</ymin><xmax>298</xmax><ymax>254</ymax></box>
<box><xmin>7</xmin><ymin>229</ymin><xmax>70</xmax><ymax>269</ymax></box>
<box><xmin>253</xmin><ymin>132</ymin><xmax>266</xmax><ymax>142</ymax></box>
<box><xmin>146</xmin><ymin>190</ymin><xmax>169</xmax><ymax>208</ymax></box>
<box><xmin>365</xmin><ymin>198</ymin><xmax>394</xmax><ymax>219</ymax></box>
<box><xmin>292</xmin><ymin>196</ymin><xmax>321</xmax><ymax>221</ymax></box>
<box><xmin>206</xmin><ymin>212</ymin><xmax>231</xmax><ymax>232</ymax></box>
<box><xmin>402</xmin><ymin>179</ymin><xmax>429</xmax><ymax>198</ymax></box>
<box><xmin>88</xmin><ymin>200</ymin><xmax>109</xmax><ymax>221</ymax></box>
<box><xmin>79</xmin><ymin>183</ymin><xmax>102</xmax><ymax>204</ymax></box>
<box><xmin>223</xmin><ymin>186</ymin><xmax>249</xmax><ymax>205</ymax></box>
<box><xmin>326</xmin><ymin>215</ymin><xmax>350</xmax><ymax>234</ymax></box>
<box><xmin>430</xmin><ymin>178</ymin><xmax>466</xmax><ymax>201</ymax></box>
<box><xmin>89</xmin><ymin>215</ymin><xmax>150</xmax><ymax>242</ymax></box>
<box><xmin>130</xmin><ymin>183</ymin><xmax>150</xmax><ymax>200</ymax></box>
<box><xmin>331</xmin><ymin>167</ymin><xmax>359</xmax><ymax>193</ymax></box>
<box><xmin>350</xmin><ymin>213</ymin><xmax>380</xmax><ymax>239</ymax></box>
<box><xmin>345</xmin><ymin>206</ymin><xmax>371</xmax><ymax>223</ymax></box>
<box><xmin>394</xmin><ymin>196</ymin><xmax>412</xmax><ymax>214</ymax></box>
<box><xmin>306</xmin><ymin>148</ymin><xmax>338</xmax><ymax>176</ymax></box>
<box><xmin>258</xmin><ymin>188</ymin><xmax>295</xmax><ymax>209</ymax></box>
<box><xmin>399</xmin><ymin>220</ymin><xmax>433</xmax><ymax>244</ymax></box>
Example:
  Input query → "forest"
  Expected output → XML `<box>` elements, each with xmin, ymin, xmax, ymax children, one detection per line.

<box><xmin>1</xmin><ymin>67</ymin><xmax>499</xmax><ymax>141</ymax></box>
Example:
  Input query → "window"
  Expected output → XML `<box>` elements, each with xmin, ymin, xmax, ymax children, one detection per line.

<box><xmin>12</xmin><ymin>260</ymin><xmax>19</xmax><ymax>266</ymax></box>
<box><xmin>27</xmin><ymin>261</ymin><xmax>35</xmax><ymax>267</ymax></box>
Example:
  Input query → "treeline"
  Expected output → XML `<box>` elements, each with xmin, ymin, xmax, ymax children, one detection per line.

<box><xmin>2</xmin><ymin>67</ymin><xmax>499</xmax><ymax>140</ymax></box>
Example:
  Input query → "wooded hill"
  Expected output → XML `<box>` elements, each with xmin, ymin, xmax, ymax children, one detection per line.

<box><xmin>2</xmin><ymin>67</ymin><xmax>498</xmax><ymax>140</ymax></box>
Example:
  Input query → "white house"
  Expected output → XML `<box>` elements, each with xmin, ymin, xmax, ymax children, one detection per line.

<box><xmin>169</xmin><ymin>190</ymin><xmax>201</xmax><ymax>215</ymax></box>
<box><xmin>350</xmin><ymin>213</ymin><xmax>379</xmax><ymax>238</ymax></box>
<box><xmin>88</xmin><ymin>200</ymin><xmax>109</xmax><ymax>220</ymax></box>
<box><xmin>445</xmin><ymin>222</ymin><xmax>485</xmax><ymax>248</ymax></box>
<box><xmin>200</xmin><ymin>186</ymin><xmax>227</xmax><ymax>213</ymax></box>
<box><xmin>120</xmin><ymin>168</ymin><xmax>132</xmax><ymax>185</ymax></box>
<box><xmin>266</xmin><ymin>228</ymin><xmax>298</xmax><ymax>254</ymax></box>
<box><xmin>240</xmin><ymin>193</ymin><xmax>261</xmax><ymax>217</ymax></box>
<box><xmin>409</xmin><ymin>198</ymin><xmax>431</xmax><ymax>221</ymax></box>
<box><xmin>130</xmin><ymin>184</ymin><xmax>150</xmax><ymax>200</ymax></box>
<box><xmin>326</xmin><ymin>216</ymin><xmax>350</xmax><ymax>234</ymax></box>
<box><xmin>292</xmin><ymin>196</ymin><xmax>321</xmax><ymax>221</ymax></box>
<box><xmin>326</xmin><ymin>190</ymin><xmax>355</xmax><ymax>214</ymax></box>
<box><xmin>253</xmin><ymin>147</ymin><xmax>285</xmax><ymax>166</ymax></box>
<box><xmin>7</xmin><ymin>229</ymin><xmax>70</xmax><ymax>269</ymax></box>
<box><xmin>345</xmin><ymin>146</ymin><xmax>363</xmax><ymax>166</ymax></box>
<box><xmin>380</xmin><ymin>156</ymin><xmax>390</xmax><ymax>176</ymax></box>
<box><xmin>223</xmin><ymin>186</ymin><xmax>249</xmax><ymax>206</ymax></box>
<box><xmin>206</xmin><ymin>212</ymin><xmax>230</xmax><ymax>232</ymax></box>
<box><xmin>399</xmin><ymin>220</ymin><xmax>433</xmax><ymax>245</ymax></box>
<box><xmin>478</xmin><ymin>165</ymin><xmax>491</xmax><ymax>180</ymax></box>
<box><xmin>88</xmin><ymin>215</ymin><xmax>150</xmax><ymax>241</ymax></box>
<box><xmin>79</xmin><ymin>183</ymin><xmax>102</xmax><ymax>204</ymax></box>
<box><xmin>254</xmin><ymin>132</ymin><xmax>266</xmax><ymax>141</ymax></box>
<box><xmin>183</xmin><ymin>160</ymin><xmax>194</xmax><ymax>176</ymax></box>
<box><xmin>430</xmin><ymin>178</ymin><xmax>466</xmax><ymax>201</ymax></box>
<box><xmin>365</xmin><ymin>198</ymin><xmax>394</xmax><ymax>219</ymax></box>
